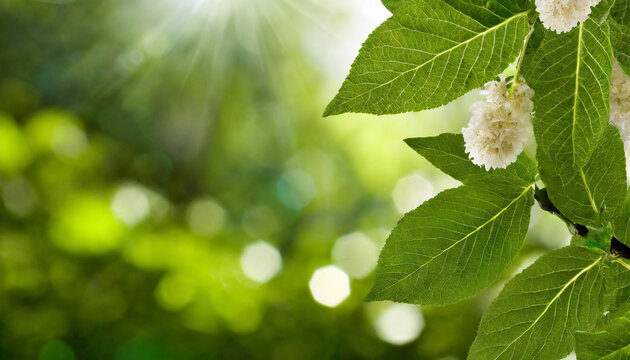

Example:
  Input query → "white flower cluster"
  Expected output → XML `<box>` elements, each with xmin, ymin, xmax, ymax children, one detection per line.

<box><xmin>609</xmin><ymin>60</ymin><xmax>630</xmax><ymax>179</ymax></box>
<box><xmin>463</xmin><ymin>75</ymin><xmax>534</xmax><ymax>170</ymax></box>
<box><xmin>535</xmin><ymin>0</ymin><xmax>601</xmax><ymax>34</ymax></box>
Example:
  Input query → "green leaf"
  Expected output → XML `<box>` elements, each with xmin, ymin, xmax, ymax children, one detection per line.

<box><xmin>591</xmin><ymin>0</ymin><xmax>616</xmax><ymax>23</ymax></box>
<box><xmin>613</xmin><ymin>190</ymin><xmax>630</xmax><ymax>247</ymax></box>
<box><xmin>381</xmin><ymin>0</ymin><xmax>406</xmax><ymax>12</ymax></box>
<box><xmin>610</xmin><ymin>0</ymin><xmax>630</xmax><ymax>28</ymax></box>
<box><xmin>525</xmin><ymin>19</ymin><xmax>613</xmax><ymax>169</ymax></box>
<box><xmin>382</xmin><ymin>0</ymin><xmax>531</xmax><ymax>21</ymax></box>
<box><xmin>537</xmin><ymin>125</ymin><xmax>627</xmax><ymax>228</ymax></box>
<box><xmin>585</xmin><ymin>223</ymin><xmax>614</xmax><ymax>251</ymax></box>
<box><xmin>575</xmin><ymin>311</ymin><xmax>630</xmax><ymax>360</ymax></box>
<box><xmin>404</xmin><ymin>133</ymin><xmax>536</xmax><ymax>185</ymax></box>
<box><xmin>603</xmin><ymin>259</ymin><xmax>630</xmax><ymax>316</ymax></box>
<box><xmin>610</xmin><ymin>20</ymin><xmax>630</xmax><ymax>75</ymax></box>
<box><xmin>366</xmin><ymin>181</ymin><xmax>533</xmax><ymax>305</ymax></box>
<box><xmin>524</xmin><ymin>20</ymin><xmax>625</xmax><ymax>227</ymax></box>
<box><xmin>440</xmin><ymin>0</ymin><xmax>531</xmax><ymax>26</ymax></box>
<box><xmin>468</xmin><ymin>246</ymin><xmax>606</xmax><ymax>360</ymax></box>
<box><xmin>609</xmin><ymin>0</ymin><xmax>630</xmax><ymax>74</ymax></box>
<box><xmin>324</xmin><ymin>0</ymin><xmax>532</xmax><ymax>116</ymax></box>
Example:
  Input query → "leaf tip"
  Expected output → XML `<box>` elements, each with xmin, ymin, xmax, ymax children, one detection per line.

<box><xmin>364</xmin><ymin>283</ymin><xmax>388</xmax><ymax>303</ymax></box>
<box><xmin>402</xmin><ymin>137</ymin><xmax>416</xmax><ymax>147</ymax></box>
<box><xmin>323</xmin><ymin>97</ymin><xmax>342</xmax><ymax>117</ymax></box>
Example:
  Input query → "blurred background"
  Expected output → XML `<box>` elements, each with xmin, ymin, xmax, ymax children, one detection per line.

<box><xmin>0</xmin><ymin>0</ymin><xmax>572</xmax><ymax>359</ymax></box>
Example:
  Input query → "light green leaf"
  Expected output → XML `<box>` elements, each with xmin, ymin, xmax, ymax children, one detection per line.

<box><xmin>324</xmin><ymin>0</ymin><xmax>532</xmax><ymax>116</ymax></box>
<box><xmin>382</xmin><ymin>0</ymin><xmax>531</xmax><ymax>25</ymax></box>
<box><xmin>404</xmin><ymin>133</ymin><xmax>536</xmax><ymax>185</ymax></box>
<box><xmin>366</xmin><ymin>181</ymin><xmax>533</xmax><ymax>305</ymax></box>
<box><xmin>537</xmin><ymin>125</ymin><xmax>627</xmax><ymax>228</ymax></box>
<box><xmin>575</xmin><ymin>311</ymin><xmax>630</xmax><ymax>360</ymax></box>
<box><xmin>525</xmin><ymin>19</ymin><xmax>613</xmax><ymax>169</ymax></box>
<box><xmin>468</xmin><ymin>246</ymin><xmax>606</xmax><ymax>360</ymax></box>
<box><xmin>381</xmin><ymin>0</ymin><xmax>406</xmax><ymax>12</ymax></box>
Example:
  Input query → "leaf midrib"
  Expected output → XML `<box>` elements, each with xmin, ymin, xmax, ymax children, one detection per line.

<box><xmin>326</xmin><ymin>8</ymin><xmax>532</xmax><ymax>114</ymax></box>
<box><xmin>571</xmin><ymin>23</ymin><xmax>600</xmax><ymax>218</ymax></box>
<box><xmin>492</xmin><ymin>255</ymin><xmax>604</xmax><ymax>360</ymax></box>
<box><xmin>580</xmin><ymin>168</ymin><xmax>600</xmax><ymax>215</ymax></box>
<box><xmin>602</xmin><ymin>341</ymin><xmax>630</xmax><ymax>359</ymax></box>
<box><xmin>373</xmin><ymin>183</ymin><xmax>533</xmax><ymax>296</ymax></box>
<box><xmin>572</xmin><ymin>23</ymin><xmax>584</xmax><ymax>164</ymax></box>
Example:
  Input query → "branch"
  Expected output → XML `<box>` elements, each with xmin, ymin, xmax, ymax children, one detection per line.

<box><xmin>534</xmin><ymin>186</ymin><xmax>588</xmax><ymax>237</ymax></box>
<box><xmin>534</xmin><ymin>186</ymin><xmax>630</xmax><ymax>259</ymax></box>
<box><xmin>611</xmin><ymin>237</ymin><xmax>630</xmax><ymax>259</ymax></box>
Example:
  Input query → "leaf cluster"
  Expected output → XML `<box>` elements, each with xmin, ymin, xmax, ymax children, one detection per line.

<box><xmin>326</xmin><ymin>0</ymin><xmax>630</xmax><ymax>358</ymax></box>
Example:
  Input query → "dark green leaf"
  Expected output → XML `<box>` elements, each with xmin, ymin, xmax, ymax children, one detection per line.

<box><xmin>610</xmin><ymin>20</ymin><xmax>630</xmax><ymax>75</ymax></box>
<box><xmin>591</xmin><ymin>0</ymin><xmax>616</xmax><ymax>23</ymax></box>
<box><xmin>613</xmin><ymin>190</ymin><xmax>630</xmax><ymax>247</ymax></box>
<box><xmin>603</xmin><ymin>259</ymin><xmax>630</xmax><ymax>317</ymax></box>
<box><xmin>575</xmin><ymin>311</ymin><xmax>630</xmax><ymax>360</ymax></box>
<box><xmin>611</xmin><ymin>0</ymin><xmax>630</xmax><ymax>28</ymax></box>
<box><xmin>525</xmin><ymin>19</ymin><xmax>613</xmax><ymax>168</ymax></box>
<box><xmin>537</xmin><ymin>125</ymin><xmax>627</xmax><ymax>228</ymax></box>
<box><xmin>524</xmin><ymin>20</ymin><xmax>625</xmax><ymax>227</ymax></box>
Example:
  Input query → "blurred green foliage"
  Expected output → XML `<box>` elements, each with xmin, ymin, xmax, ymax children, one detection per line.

<box><xmin>0</xmin><ymin>0</ymin><xmax>571</xmax><ymax>359</ymax></box>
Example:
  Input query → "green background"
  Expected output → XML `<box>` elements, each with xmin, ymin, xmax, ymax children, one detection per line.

<box><xmin>0</xmin><ymin>0</ymin><xmax>570</xmax><ymax>358</ymax></box>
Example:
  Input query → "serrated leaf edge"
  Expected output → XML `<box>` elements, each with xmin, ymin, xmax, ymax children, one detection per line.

<box><xmin>324</xmin><ymin>7</ymin><xmax>533</xmax><ymax>116</ymax></box>
<box><xmin>370</xmin><ymin>183</ymin><xmax>534</xmax><ymax>297</ymax></box>
<box><xmin>492</xmin><ymin>254</ymin><xmax>604</xmax><ymax>360</ymax></box>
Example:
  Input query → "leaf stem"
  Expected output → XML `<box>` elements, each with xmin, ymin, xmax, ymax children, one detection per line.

<box><xmin>509</xmin><ymin>24</ymin><xmax>535</xmax><ymax>93</ymax></box>
<box><xmin>615</xmin><ymin>258</ymin><xmax>630</xmax><ymax>271</ymax></box>
<box><xmin>611</xmin><ymin>237</ymin><xmax>630</xmax><ymax>259</ymax></box>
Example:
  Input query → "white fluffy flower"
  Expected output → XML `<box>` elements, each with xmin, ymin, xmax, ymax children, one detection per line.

<box><xmin>463</xmin><ymin>75</ymin><xmax>534</xmax><ymax>170</ymax></box>
<box><xmin>535</xmin><ymin>0</ymin><xmax>601</xmax><ymax>34</ymax></box>
<box><xmin>609</xmin><ymin>60</ymin><xmax>630</xmax><ymax>179</ymax></box>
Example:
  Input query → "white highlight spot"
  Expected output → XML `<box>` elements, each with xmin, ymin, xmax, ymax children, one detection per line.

<box><xmin>276</xmin><ymin>169</ymin><xmax>316</xmax><ymax>210</ymax></box>
<box><xmin>309</xmin><ymin>265</ymin><xmax>350</xmax><ymax>307</ymax></box>
<box><xmin>51</xmin><ymin>124</ymin><xmax>88</xmax><ymax>158</ymax></box>
<box><xmin>375</xmin><ymin>304</ymin><xmax>424</xmax><ymax>345</ymax></box>
<box><xmin>392</xmin><ymin>174</ymin><xmax>434</xmax><ymax>214</ymax></box>
<box><xmin>240</xmin><ymin>241</ymin><xmax>282</xmax><ymax>283</ymax></box>
<box><xmin>186</xmin><ymin>199</ymin><xmax>226</xmax><ymax>236</ymax></box>
<box><xmin>110</xmin><ymin>185</ymin><xmax>150</xmax><ymax>226</ymax></box>
<box><xmin>2</xmin><ymin>177</ymin><xmax>38</xmax><ymax>217</ymax></box>
<box><xmin>561</xmin><ymin>352</ymin><xmax>576</xmax><ymax>360</ymax></box>
<box><xmin>332</xmin><ymin>232</ymin><xmax>378</xmax><ymax>279</ymax></box>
